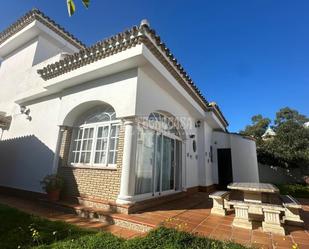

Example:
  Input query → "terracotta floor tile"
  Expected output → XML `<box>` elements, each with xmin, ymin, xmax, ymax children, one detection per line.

<box><xmin>232</xmin><ymin>231</ymin><xmax>251</xmax><ymax>241</ymax></box>
<box><xmin>293</xmin><ymin>237</ymin><xmax>309</xmax><ymax>245</ymax></box>
<box><xmin>194</xmin><ymin>229</ymin><xmax>212</xmax><ymax>237</ymax></box>
<box><xmin>251</xmin><ymin>242</ymin><xmax>273</xmax><ymax>249</ymax></box>
<box><xmin>251</xmin><ymin>236</ymin><xmax>272</xmax><ymax>245</ymax></box>
<box><xmin>275</xmin><ymin>247</ymin><xmax>295</xmax><ymax>249</ymax></box>
<box><xmin>297</xmin><ymin>243</ymin><xmax>309</xmax><ymax>249</ymax></box>
<box><xmin>194</xmin><ymin>225</ymin><xmax>214</xmax><ymax>234</ymax></box>
<box><xmin>253</xmin><ymin>230</ymin><xmax>271</xmax><ymax>237</ymax></box>
<box><xmin>217</xmin><ymin>224</ymin><xmax>233</xmax><ymax>231</ymax></box>
<box><xmin>230</xmin><ymin>237</ymin><xmax>252</xmax><ymax>247</ymax></box>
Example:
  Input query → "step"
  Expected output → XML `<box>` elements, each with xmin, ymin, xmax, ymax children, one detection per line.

<box><xmin>39</xmin><ymin>198</ymin><xmax>154</xmax><ymax>232</ymax></box>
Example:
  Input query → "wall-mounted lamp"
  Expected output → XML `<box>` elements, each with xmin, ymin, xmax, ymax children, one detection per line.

<box><xmin>195</xmin><ymin>120</ymin><xmax>201</xmax><ymax>128</ymax></box>
<box><xmin>20</xmin><ymin>105</ymin><xmax>26</xmax><ymax>114</ymax></box>
<box><xmin>20</xmin><ymin>105</ymin><xmax>32</xmax><ymax>121</ymax></box>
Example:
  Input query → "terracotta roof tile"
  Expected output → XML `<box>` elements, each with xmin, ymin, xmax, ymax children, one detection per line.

<box><xmin>0</xmin><ymin>8</ymin><xmax>85</xmax><ymax>49</ymax></box>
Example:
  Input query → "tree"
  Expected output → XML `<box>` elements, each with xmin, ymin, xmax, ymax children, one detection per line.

<box><xmin>241</xmin><ymin>107</ymin><xmax>309</xmax><ymax>171</ymax></box>
<box><xmin>274</xmin><ymin>107</ymin><xmax>309</xmax><ymax>127</ymax></box>
<box><xmin>66</xmin><ymin>0</ymin><xmax>90</xmax><ymax>16</ymax></box>
<box><xmin>240</xmin><ymin>114</ymin><xmax>271</xmax><ymax>142</ymax></box>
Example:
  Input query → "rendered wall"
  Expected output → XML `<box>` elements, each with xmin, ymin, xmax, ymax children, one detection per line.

<box><xmin>0</xmin><ymin>97</ymin><xmax>61</xmax><ymax>193</ymax></box>
<box><xmin>212</xmin><ymin>131</ymin><xmax>259</xmax><ymax>184</ymax></box>
<box><xmin>259</xmin><ymin>163</ymin><xmax>303</xmax><ymax>184</ymax></box>
<box><xmin>0</xmin><ymin>67</ymin><xmax>138</xmax><ymax>194</ymax></box>
<box><xmin>136</xmin><ymin>66</ymin><xmax>204</xmax><ymax>189</ymax></box>
<box><xmin>230</xmin><ymin>134</ymin><xmax>259</xmax><ymax>182</ymax></box>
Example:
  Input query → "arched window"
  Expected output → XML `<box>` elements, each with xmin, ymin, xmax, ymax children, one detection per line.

<box><xmin>70</xmin><ymin>105</ymin><xmax>120</xmax><ymax>167</ymax></box>
<box><xmin>148</xmin><ymin>112</ymin><xmax>180</xmax><ymax>138</ymax></box>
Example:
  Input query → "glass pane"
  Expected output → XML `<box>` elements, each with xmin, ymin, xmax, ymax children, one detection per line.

<box><xmin>82</xmin><ymin>140</ymin><xmax>87</xmax><ymax>150</ymax></box>
<box><xmin>77</xmin><ymin>129</ymin><xmax>82</xmax><ymax>139</ymax></box>
<box><xmin>110</xmin><ymin>125</ymin><xmax>116</xmax><ymax>137</ymax></box>
<box><xmin>102</xmin><ymin>139</ymin><xmax>107</xmax><ymax>150</ymax></box>
<box><xmin>98</xmin><ymin>127</ymin><xmax>103</xmax><ymax>138</ymax></box>
<box><xmin>175</xmin><ymin>141</ymin><xmax>181</xmax><ymax>190</ymax></box>
<box><xmin>109</xmin><ymin>138</ymin><xmax>115</xmax><ymax>150</ymax></box>
<box><xmin>76</xmin><ymin>105</ymin><xmax>117</xmax><ymax>125</ymax></box>
<box><xmin>85</xmin><ymin>152</ymin><xmax>91</xmax><ymax>163</ymax></box>
<box><xmin>95</xmin><ymin>152</ymin><xmax>101</xmax><ymax>163</ymax></box>
<box><xmin>162</xmin><ymin>136</ymin><xmax>174</xmax><ymax>191</ymax></box>
<box><xmin>108</xmin><ymin>151</ymin><xmax>115</xmax><ymax>164</ymax></box>
<box><xmin>80</xmin><ymin>152</ymin><xmax>86</xmax><ymax>163</ymax></box>
<box><xmin>155</xmin><ymin>134</ymin><xmax>162</xmax><ymax>192</ymax></box>
<box><xmin>135</xmin><ymin>128</ymin><xmax>155</xmax><ymax>195</ymax></box>
<box><xmin>103</xmin><ymin>126</ymin><xmax>109</xmax><ymax>137</ymax></box>
<box><xmin>87</xmin><ymin>139</ymin><xmax>93</xmax><ymax>150</ymax></box>
<box><xmin>89</xmin><ymin>128</ymin><xmax>94</xmax><ymax>138</ymax></box>
<box><xmin>96</xmin><ymin>139</ymin><xmax>102</xmax><ymax>150</ymax></box>
<box><xmin>84</xmin><ymin>129</ymin><xmax>89</xmax><ymax>138</ymax></box>
<box><xmin>76</xmin><ymin>141</ymin><xmax>81</xmax><ymax>150</ymax></box>
<box><xmin>95</xmin><ymin>151</ymin><xmax>106</xmax><ymax>164</ymax></box>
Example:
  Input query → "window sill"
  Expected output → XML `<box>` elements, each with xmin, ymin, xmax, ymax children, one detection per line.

<box><xmin>62</xmin><ymin>164</ymin><xmax>117</xmax><ymax>171</ymax></box>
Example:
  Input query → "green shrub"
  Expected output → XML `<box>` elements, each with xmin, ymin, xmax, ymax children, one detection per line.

<box><xmin>35</xmin><ymin>227</ymin><xmax>249</xmax><ymax>249</ymax></box>
<box><xmin>40</xmin><ymin>174</ymin><xmax>64</xmax><ymax>192</ymax></box>
<box><xmin>277</xmin><ymin>184</ymin><xmax>309</xmax><ymax>198</ymax></box>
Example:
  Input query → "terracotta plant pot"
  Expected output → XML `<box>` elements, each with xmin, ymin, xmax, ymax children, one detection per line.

<box><xmin>47</xmin><ymin>189</ymin><xmax>60</xmax><ymax>201</ymax></box>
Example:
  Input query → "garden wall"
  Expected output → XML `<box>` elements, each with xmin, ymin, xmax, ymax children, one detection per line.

<box><xmin>258</xmin><ymin>163</ymin><xmax>304</xmax><ymax>184</ymax></box>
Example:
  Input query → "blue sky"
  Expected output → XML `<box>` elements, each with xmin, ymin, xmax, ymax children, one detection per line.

<box><xmin>1</xmin><ymin>0</ymin><xmax>308</xmax><ymax>132</ymax></box>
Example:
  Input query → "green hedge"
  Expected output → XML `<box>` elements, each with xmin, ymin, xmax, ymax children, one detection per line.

<box><xmin>277</xmin><ymin>184</ymin><xmax>309</xmax><ymax>198</ymax></box>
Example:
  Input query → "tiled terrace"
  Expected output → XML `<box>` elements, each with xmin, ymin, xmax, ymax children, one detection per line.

<box><xmin>0</xmin><ymin>192</ymin><xmax>308</xmax><ymax>249</ymax></box>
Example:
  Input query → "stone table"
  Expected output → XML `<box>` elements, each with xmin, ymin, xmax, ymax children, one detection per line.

<box><xmin>227</xmin><ymin>182</ymin><xmax>279</xmax><ymax>204</ymax></box>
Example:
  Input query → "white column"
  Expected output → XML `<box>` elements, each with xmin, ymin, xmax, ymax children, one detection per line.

<box><xmin>116</xmin><ymin>120</ymin><xmax>136</xmax><ymax>204</ymax></box>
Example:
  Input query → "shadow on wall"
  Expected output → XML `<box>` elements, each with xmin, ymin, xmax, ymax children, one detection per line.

<box><xmin>0</xmin><ymin>135</ymin><xmax>55</xmax><ymax>193</ymax></box>
<box><xmin>258</xmin><ymin>163</ymin><xmax>304</xmax><ymax>184</ymax></box>
<box><xmin>57</xmin><ymin>166</ymin><xmax>81</xmax><ymax>199</ymax></box>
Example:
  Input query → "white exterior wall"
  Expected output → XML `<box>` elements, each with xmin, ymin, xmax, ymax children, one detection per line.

<box><xmin>0</xmin><ymin>39</ymin><xmax>37</xmax><ymax>113</ymax></box>
<box><xmin>203</xmin><ymin>122</ymin><xmax>214</xmax><ymax>186</ymax></box>
<box><xmin>230</xmin><ymin>135</ymin><xmax>259</xmax><ymax>182</ymax></box>
<box><xmin>0</xmin><ymin>69</ymin><xmax>138</xmax><ymax>193</ymax></box>
<box><xmin>0</xmin><ymin>98</ymin><xmax>61</xmax><ymax>192</ymax></box>
<box><xmin>136</xmin><ymin>66</ymin><xmax>204</xmax><ymax>189</ymax></box>
<box><xmin>212</xmin><ymin>131</ymin><xmax>259</xmax><ymax>184</ymax></box>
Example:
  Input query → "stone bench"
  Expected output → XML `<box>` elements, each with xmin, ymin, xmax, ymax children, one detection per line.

<box><xmin>209</xmin><ymin>191</ymin><xmax>230</xmax><ymax>216</ymax></box>
<box><xmin>227</xmin><ymin>200</ymin><xmax>286</xmax><ymax>234</ymax></box>
<box><xmin>281</xmin><ymin>195</ymin><xmax>304</xmax><ymax>227</ymax></box>
<box><xmin>228</xmin><ymin>200</ymin><xmax>253</xmax><ymax>229</ymax></box>
<box><xmin>261</xmin><ymin>203</ymin><xmax>285</xmax><ymax>235</ymax></box>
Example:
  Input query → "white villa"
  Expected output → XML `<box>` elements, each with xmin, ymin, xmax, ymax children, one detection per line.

<box><xmin>0</xmin><ymin>9</ymin><xmax>259</xmax><ymax>212</ymax></box>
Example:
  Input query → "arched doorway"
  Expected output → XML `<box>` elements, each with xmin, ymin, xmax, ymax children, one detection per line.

<box><xmin>134</xmin><ymin>112</ymin><xmax>184</xmax><ymax>198</ymax></box>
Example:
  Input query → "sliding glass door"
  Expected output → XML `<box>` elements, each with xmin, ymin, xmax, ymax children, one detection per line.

<box><xmin>135</xmin><ymin>125</ymin><xmax>182</xmax><ymax>198</ymax></box>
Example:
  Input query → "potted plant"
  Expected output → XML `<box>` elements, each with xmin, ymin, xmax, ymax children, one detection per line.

<box><xmin>40</xmin><ymin>174</ymin><xmax>64</xmax><ymax>201</ymax></box>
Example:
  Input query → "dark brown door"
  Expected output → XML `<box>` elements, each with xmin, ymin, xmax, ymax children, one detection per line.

<box><xmin>217</xmin><ymin>148</ymin><xmax>233</xmax><ymax>188</ymax></box>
